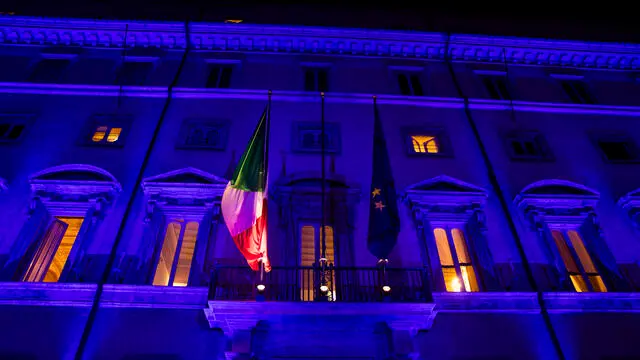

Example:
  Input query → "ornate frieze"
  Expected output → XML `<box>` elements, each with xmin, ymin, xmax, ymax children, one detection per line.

<box><xmin>618</xmin><ymin>188</ymin><xmax>640</xmax><ymax>228</ymax></box>
<box><xmin>1</xmin><ymin>16</ymin><xmax>640</xmax><ymax>69</ymax></box>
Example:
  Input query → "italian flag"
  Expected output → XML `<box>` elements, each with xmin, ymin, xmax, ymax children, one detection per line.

<box><xmin>221</xmin><ymin>106</ymin><xmax>272</xmax><ymax>272</ymax></box>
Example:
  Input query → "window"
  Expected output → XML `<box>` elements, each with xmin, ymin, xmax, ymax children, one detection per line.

<box><xmin>482</xmin><ymin>76</ymin><xmax>511</xmax><ymax>100</ymax></box>
<box><xmin>303</xmin><ymin>67</ymin><xmax>328</xmax><ymax>92</ymax></box>
<box><xmin>23</xmin><ymin>217</ymin><xmax>84</xmax><ymax>283</ymax></box>
<box><xmin>85</xmin><ymin>115</ymin><xmax>129</xmax><ymax>146</ymax></box>
<box><xmin>505</xmin><ymin>131</ymin><xmax>552</xmax><ymax>161</ymax></box>
<box><xmin>551</xmin><ymin>230</ymin><xmax>606</xmax><ymax>292</ymax></box>
<box><xmin>0</xmin><ymin>123</ymin><xmax>26</xmax><ymax>142</ymax></box>
<box><xmin>300</xmin><ymin>224</ymin><xmax>336</xmax><ymax>301</ymax></box>
<box><xmin>433</xmin><ymin>227</ymin><xmax>479</xmax><ymax>292</ymax></box>
<box><xmin>177</xmin><ymin>119</ymin><xmax>229</xmax><ymax>150</ymax></box>
<box><xmin>597</xmin><ymin>139</ymin><xmax>637</xmax><ymax>162</ymax></box>
<box><xmin>397</xmin><ymin>73</ymin><xmax>424</xmax><ymax>96</ymax></box>
<box><xmin>116</xmin><ymin>61</ymin><xmax>153</xmax><ymax>86</ymax></box>
<box><xmin>206</xmin><ymin>64</ymin><xmax>233</xmax><ymax>88</ymax></box>
<box><xmin>560</xmin><ymin>80</ymin><xmax>594</xmax><ymax>104</ymax></box>
<box><xmin>411</xmin><ymin>135</ymin><xmax>439</xmax><ymax>154</ymax></box>
<box><xmin>293</xmin><ymin>122</ymin><xmax>340</xmax><ymax>153</ymax></box>
<box><xmin>28</xmin><ymin>58</ymin><xmax>71</xmax><ymax>83</ymax></box>
<box><xmin>153</xmin><ymin>220</ymin><xmax>199</xmax><ymax>287</ymax></box>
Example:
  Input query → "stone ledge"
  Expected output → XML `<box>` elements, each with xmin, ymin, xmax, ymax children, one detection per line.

<box><xmin>204</xmin><ymin>301</ymin><xmax>436</xmax><ymax>334</ymax></box>
<box><xmin>543</xmin><ymin>292</ymin><xmax>640</xmax><ymax>312</ymax></box>
<box><xmin>0</xmin><ymin>282</ymin><xmax>97</xmax><ymax>307</ymax></box>
<box><xmin>101</xmin><ymin>284</ymin><xmax>208</xmax><ymax>309</ymax></box>
<box><xmin>433</xmin><ymin>292</ymin><xmax>540</xmax><ymax>313</ymax></box>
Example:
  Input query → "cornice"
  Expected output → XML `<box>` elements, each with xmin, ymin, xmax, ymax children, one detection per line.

<box><xmin>1</xmin><ymin>16</ymin><xmax>640</xmax><ymax>69</ymax></box>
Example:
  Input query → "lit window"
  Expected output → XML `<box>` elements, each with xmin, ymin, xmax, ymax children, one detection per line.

<box><xmin>87</xmin><ymin>116</ymin><xmax>129</xmax><ymax>146</ymax></box>
<box><xmin>303</xmin><ymin>67</ymin><xmax>329</xmax><ymax>92</ymax></box>
<box><xmin>206</xmin><ymin>65</ymin><xmax>233</xmax><ymax>88</ymax></box>
<box><xmin>92</xmin><ymin>126</ymin><xmax>107</xmax><ymax>142</ymax></box>
<box><xmin>433</xmin><ymin>227</ymin><xmax>479</xmax><ymax>292</ymax></box>
<box><xmin>551</xmin><ymin>230</ymin><xmax>606</xmax><ymax>292</ymax></box>
<box><xmin>397</xmin><ymin>73</ymin><xmax>424</xmax><ymax>96</ymax></box>
<box><xmin>91</xmin><ymin>125</ymin><xmax>123</xmax><ymax>144</ymax></box>
<box><xmin>300</xmin><ymin>224</ymin><xmax>336</xmax><ymax>301</ymax></box>
<box><xmin>411</xmin><ymin>135</ymin><xmax>439</xmax><ymax>154</ymax></box>
<box><xmin>107</xmin><ymin>128</ymin><xmax>122</xmax><ymax>143</ymax></box>
<box><xmin>23</xmin><ymin>217</ymin><xmax>84</xmax><ymax>283</ymax></box>
<box><xmin>153</xmin><ymin>220</ymin><xmax>199</xmax><ymax>287</ymax></box>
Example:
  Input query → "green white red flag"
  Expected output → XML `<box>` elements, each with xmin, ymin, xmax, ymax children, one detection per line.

<box><xmin>221</xmin><ymin>106</ymin><xmax>271</xmax><ymax>272</ymax></box>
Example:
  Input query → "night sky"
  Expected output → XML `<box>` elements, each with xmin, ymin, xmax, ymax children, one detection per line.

<box><xmin>1</xmin><ymin>1</ymin><xmax>638</xmax><ymax>43</ymax></box>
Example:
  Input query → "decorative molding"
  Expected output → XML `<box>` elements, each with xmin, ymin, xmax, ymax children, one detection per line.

<box><xmin>0</xmin><ymin>282</ymin><xmax>97</xmax><ymax>307</ymax></box>
<box><xmin>29</xmin><ymin>164</ymin><xmax>122</xmax><ymax>216</ymax></box>
<box><xmin>618</xmin><ymin>187</ymin><xmax>640</xmax><ymax>228</ymax></box>
<box><xmin>1</xmin><ymin>17</ymin><xmax>640</xmax><ymax>69</ymax></box>
<box><xmin>203</xmin><ymin>301</ymin><xmax>437</xmax><ymax>335</ymax></box>
<box><xmin>142</xmin><ymin>167</ymin><xmax>227</xmax><ymax>220</ymax></box>
<box><xmin>543</xmin><ymin>292</ymin><xmax>640</xmax><ymax>313</ymax></box>
<box><xmin>433</xmin><ymin>292</ymin><xmax>539</xmax><ymax>313</ymax></box>
<box><xmin>100</xmin><ymin>284</ymin><xmax>209</xmax><ymax>309</ymax></box>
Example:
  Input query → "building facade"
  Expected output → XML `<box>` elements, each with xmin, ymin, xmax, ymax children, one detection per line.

<box><xmin>0</xmin><ymin>15</ymin><xmax>640</xmax><ymax>360</ymax></box>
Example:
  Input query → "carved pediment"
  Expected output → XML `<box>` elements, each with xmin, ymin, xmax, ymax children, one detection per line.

<box><xmin>142</xmin><ymin>167</ymin><xmax>227</xmax><ymax>202</ymax></box>
<box><xmin>29</xmin><ymin>164</ymin><xmax>122</xmax><ymax>200</ymax></box>
<box><xmin>515</xmin><ymin>179</ymin><xmax>599</xmax><ymax>211</ymax></box>
<box><xmin>405</xmin><ymin>175</ymin><xmax>487</xmax><ymax>208</ymax></box>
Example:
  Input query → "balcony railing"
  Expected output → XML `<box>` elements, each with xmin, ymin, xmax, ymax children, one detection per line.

<box><xmin>208</xmin><ymin>265</ymin><xmax>432</xmax><ymax>303</ymax></box>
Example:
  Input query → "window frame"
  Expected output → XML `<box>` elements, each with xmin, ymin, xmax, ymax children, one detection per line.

<box><xmin>591</xmin><ymin>133</ymin><xmax>639</xmax><ymax>163</ymax></box>
<box><xmin>292</xmin><ymin>121</ymin><xmax>341</xmax><ymax>154</ymax></box>
<box><xmin>205</xmin><ymin>63</ymin><xmax>235</xmax><ymax>89</ymax></box>
<box><xmin>301</xmin><ymin>64</ymin><xmax>330</xmax><ymax>92</ymax></box>
<box><xmin>430</xmin><ymin>223</ymin><xmax>480</xmax><ymax>293</ymax></box>
<box><xmin>27</xmin><ymin>53</ymin><xmax>77</xmax><ymax>84</ymax></box>
<box><xmin>151</xmin><ymin>218</ymin><xmax>201</xmax><ymax>287</ymax></box>
<box><xmin>0</xmin><ymin>114</ymin><xmax>34</xmax><ymax>144</ymax></box>
<box><xmin>550</xmin><ymin>74</ymin><xmax>596</xmax><ymax>105</ymax></box>
<box><xmin>402</xmin><ymin>127</ymin><xmax>453</xmax><ymax>158</ymax></box>
<box><xmin>115</xmin><ymin>56</ymin><xmax>158</xmax><ymax>86</ymax></box>
<box><xmin>175</xmin><ymin>119</ymin><xmax>230</xmax><ymax>151</ymax></box>
<box><xmin>82</xmin><ymin>115</ymin><xmax>132</xmax><ymax>148</ymax></box>
<box><xmin>503</xmin><ymin>130</ymin><xmax>554</xmax><ymax>162</ymax></box>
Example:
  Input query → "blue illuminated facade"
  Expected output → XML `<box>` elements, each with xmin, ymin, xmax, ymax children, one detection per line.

<box><xmin>0</xmin><ymin>15</ymin><xmax>640</xmax><ymax>360</ymax></box>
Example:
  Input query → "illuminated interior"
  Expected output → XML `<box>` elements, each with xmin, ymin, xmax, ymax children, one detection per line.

<box><xmin>107</xmin><ymin>127</ymin><xmax>122</xmax><ymax>143</ymax></box>
<box><xmin>411</xmin><ymin>135</ymin><xmax>439</xmax><ymax>153</ymax></box>
<box><xmin>153</xmin><ymin>221</ymin><xmax>199</xmax><ymax>287</ymax></box>
<box><xmin>552</xmin><ymin>230</ymin><xmax>606</xmax><ymax>292</ymax></box>
<box><xmin>92</xmin><ymin>126</ymin><xmax>107</xmax><ymax>142</ymax></box>
<box><xmin>434</xmin><ymin>227</ymin><xmax>478</xmax><ymax>292</ymax></box>
<box><xmin>300</xmin><ymin>225</ymin><xmax>336</xmax><ymax>301</ymax></box>
<box><xmin>24</xmin><ymin>217</ymin><xmax>84</xmax><ymax>283</ymax></box>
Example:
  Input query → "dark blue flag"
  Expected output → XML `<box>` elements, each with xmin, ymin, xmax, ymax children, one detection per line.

<box><xmin>367</xmin><ymin>101</ymin><xmax>400</xmax><ymax>260</ymax></box>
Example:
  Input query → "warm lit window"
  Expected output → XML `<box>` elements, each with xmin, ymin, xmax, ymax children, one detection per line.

<box><xmin>482</xmin><ymin>75</ymin><xmax>511</xmax><ymax>100</ymax></box>
<box><xmin>433</xmin><ymin>227</ymin><xmax>479</xmax><ymax>292</ymax></box>
<box><xmin>91</xmin><ymin>125</ymin><xmax>122</xmax><ymax>144</ymax></box>
<box><xmin>206</xmin><ymin>64</ymin><xmax>233</xmax><ymax>88</ymax></box>
<box><xmin>23</xmin><ymin>217</ymin><xmax>84</xmax><ymax>283</ymax></box>
<box><xmin>411</xmin><ymin>135</ymin><xmax>439</xmax><ymax>154</ymax></box>
<box><xmin>551</xmin><ymin>230</ymin><xmax>606</xmax><ymax>292</ymax></box>
<box><xmin>153</xmin><ymin>220</ymin><xmax>199</xmax><ymax>287</ymax></box>
<box><xmin>397</xmin><ymin>73</ymin><xmax>424</xmax><ymax>96</ymax></box>
<box><xmin>303</xmin><ymin>67</ymin><xmax>329</xmax><ymax>92</ymax></box>
<box><xmin>300</xmin><ymin>224</ymin><xmax>336</xmax><ymax>301</ymax></box>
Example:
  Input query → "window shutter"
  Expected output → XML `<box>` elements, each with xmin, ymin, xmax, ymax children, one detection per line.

<box><xmin>539</xmin><ymin>227</ymin><xmax>569</xmax><ymax>291</ymax></box>
<box><xmin>190</xmin><ymin>211</ymin><xmax>214</xmax><ymax>287</ymax></box>
<box><xmin>579</xmin><ymin>216</ymin><xmax>629</xmax><ymax>291</ymax></box>
<box><xmin>2</xmin><ymin>200</ymin><xmax>52</xmax><ymax>281</ymax></box>
<box><xmin>465</xmin><ymin>214</ymin><xmax>500</xmax><ymax>291</ymax></box>
<box><xmin>421</xmin><ymin>220</ymin><xmax>446</xmax><ymax>292</ymax></box>
<box><xmin>23</xmin><ymin>218</ymin><xmax>68</xmax><ymax>282</ymax></box>
<box><xmin>138</xmin><ymin>208</ymin><xmax>167</xmax><ymax>284</ymax></box>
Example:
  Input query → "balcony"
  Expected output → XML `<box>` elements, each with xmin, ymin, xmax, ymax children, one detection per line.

<box><xmin>208</xmin><ymin>265</ymin><xmax>431</xmax><ymax>303</ymax></box>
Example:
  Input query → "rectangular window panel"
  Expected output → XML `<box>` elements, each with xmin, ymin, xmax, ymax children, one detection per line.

<box><xmin>172</xmin><ymin>222</ymin><xmax>199</xmax><ymax>287</ymax></box>
<box><xmin>434</xmin><ymin>228</ymin><xmax>454</xmax><ymax>266</ymax></box>
<box><xmin>44</xmin><ymin>217</ymin><xmax>84</xmax><ymax>283</ymax></box>
<box><xmin>300</xmin><ymin>225</ymin><xmax>316</xmax><ymax>301</ymax></box>
<box><xmin>552</xmin><ymin>230</ymin><xmax>606</xmax><ymax>293</ymax></box>
<box><xmin>434</xmin><ymin>227</ymin><xmax>478</xmax><ymax>292</ymax></box>
<box><xmin>206</xmin><ymin>65</ymin><xmax>233</xmax><ymax>88</ymax></box>
<box><xmin>117</xmin><ymin>61</ymin><xmax>153</xmax><ymax>86</ymax></box>
<box><xmin>552</xmin><ymin>230</ymin><xmax>580</xmax><ymax>274</ymax></box>
<box><xmin>482</xmin><ymin>76</ymin><xmax>510</xmax><ymax>100</ymax></box>
<box><xmin>411</xmin><ymin>135</ymin><xmax>439</xmax><ymax>154</ymax></box>
<box><xmin>153</xmin><ymin>222</ymin><xmax>181</xmax><ymax>286</ymax></box>
<box><xmin>561</xmin><ymin>80</ymin><xmax>594</xmax><ymax>104</ymax></box>
<box><xmin>23</xmin><ymin>219</ymin><xmax>68</xmax><ymax>282</ymax></box>
<box><xmin>598</xmin><ymin>141</ymin><xmax>635</xmax><ymax>161</ymax></box>
<box><xmin>86</xmin><ymin>116</ymin><xmax>129</xmax><ymax>146</ymax></box>
<box><xmin>303</xmin><ymin>68</ymin><xmax>328</xmax><ymax>92</ymax></box>
<box><xmin>28</xmin><ymin>59</ymin><xmax>71</xmax><ymax>83</ymax></box>
<box><xmin>293</xmin><ymin>122</ymin><xmax>340</xmax><ymax>153</ymax></box>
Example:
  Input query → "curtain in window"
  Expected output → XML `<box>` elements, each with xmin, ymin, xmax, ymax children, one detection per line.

<box><xmin>579</xmin><ymin>216</ymin><xmax>629</xmax><ymax>291</ymax></box>
<box><xmin>23</xmin><ymin>218</ymin><xmax>68</xmax><ymax>282</ymax></box>
<box><xmin>2</xmin><ymin>200</ymin><xmax>51</xmax><ymax>281</ymax></box>
<box><xmin>466</xmin><ymin>214</ymin><xmax>500</xmax><ymax>290</ymax></box>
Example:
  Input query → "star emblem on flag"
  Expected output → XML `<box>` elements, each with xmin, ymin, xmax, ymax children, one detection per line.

<box><xmin>372</xmin><ymin>188</ymin><xmax>381</xmax><ymax>198</ymax></box>
<box><xmin>374</xmin><ymin>201</ymin><xmax>386</xmax><ymax>211</ymax></box>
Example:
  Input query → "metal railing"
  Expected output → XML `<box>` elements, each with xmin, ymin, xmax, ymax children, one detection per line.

<box><xmin>208</xmin><ymin>265</ymin><xmax>432</xmax><ymax>302</ymax></box>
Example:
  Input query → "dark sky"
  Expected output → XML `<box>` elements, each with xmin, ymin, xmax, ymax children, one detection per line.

<box><xmin>2</xmin><ymin>1</ymin><xmax>639</xmax><ymax>43</ymax></box>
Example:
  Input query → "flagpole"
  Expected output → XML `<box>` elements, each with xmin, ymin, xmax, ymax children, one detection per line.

<box><xmin>259</xmin><ymin>90</ymin><xmax>272</xmax><ymax>276</ymax></box>
<box><xmin>320</xmin><ymin>92</ymin><xmax>327</xmax><ymax>264</ymax></box>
